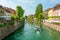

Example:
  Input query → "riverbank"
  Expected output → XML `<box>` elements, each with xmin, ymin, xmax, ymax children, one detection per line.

<box><xmin>43</xmin><ymin>22</ymin><xmax>60</xmax><ymax>32</ymax></box>
<box><xmin>0</xmin><ymin>20</ymin><xmax>24</xmax><ymax>40</ymax></box>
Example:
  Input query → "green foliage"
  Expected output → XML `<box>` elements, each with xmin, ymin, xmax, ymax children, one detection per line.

<box><xmin>11</xmin><ymin>17</ymin><xmax>15</xmax><ymax>20</ymax></box>
<box><xmin>0</xmin><ymin>23</ymin><xmax>5</xmax><ymax>27</ymax></box>
<box><xmin>16</xmin><ymin>6</ymin><xmax>24</xmax><ymax>18</ymax></box>
<box><xmin>9</xmin><ymin>21</ymin><xmax>15</xmax><ymax>25</ymax></box>
<box><xmin>27</xmin><ymin>15</ymin><xmax>33</xmax><ymax>23</ymax></box>
<box><xmin>25</xmin><ymin>16</ymin><xmax>27</xmax><ymax>19</ymax></box>
<box><xmin>20</xmin><ymin>17</ymin><xmax>25</xmax><ymax>21</ymax></box>
<box><xmin>0</xmin><ymin>11</ymin><xmax>4</xmax><ymax>13</ymax></box>
<box><xmin>48</xmin><ymin>16</ymin><xmax>60</xmax><ymax>18</ymax></box>
<box><xmin>35</xmin><ymin>4</ymin><xmax>44</xmax><ymax>27</ymax></box>
<box><xmin>35</xmin><ymin>4</ymin><xmax>43</xmax><ymax>20</ymax></box>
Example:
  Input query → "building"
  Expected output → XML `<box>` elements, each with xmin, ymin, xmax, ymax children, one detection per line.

<box><xmin>0</xmin><ymin>5</ymin><xmax>4</xmax><ymax>16</ymax></box>
<box><xmin>43</xmin><ymin>8</ymin><xmax>52</xmax><ymax>19</ymax></box>
<box><xmin>47</xmin><ymin>4</ymin><xmax>60</xmax><ymax>23</ymax></box>
<box><xmin>53</xmin><ymin>4</ymin><xmax>60</xmax><ymax>20</ymax></box>
<box><xmin>4</xmin><ymin>7</ymin><xmax>16</xmax><ymax>20</ymax></box>
<box><xmin>48</xmin><ymin>8</ymin><xmax>53</xmax><ymax>20</ymax></box>
<box><xmin>0</xmin><ymin>5</ymin><xmax>16</xmax><ymax>21</ymax></box>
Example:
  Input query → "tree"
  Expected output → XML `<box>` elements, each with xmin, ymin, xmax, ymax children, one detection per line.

<box><xmin>16</xmin><ymin>6</ymin><xmax>24</xmax><ymax>18</ymax></box>
<box><xmin>27</xmin><ymin>15</ymin><xmax>33</xmax><ymax>23</ymax></box>
<box><xmin>25</xmin><ymin>16</ymin><xmax>27</xmax><ymax>19</ymax></box>
<box><xmin>35</xmin><ymin>4</ymin><xmax>43</xmax><ymax>20</ymax></box>
<box><xmin>35</xmin><ymin>4</ymin><xmax>43</xmax><ymax>30</ymax></box>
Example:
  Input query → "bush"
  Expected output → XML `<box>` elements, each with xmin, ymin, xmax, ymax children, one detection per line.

<box><xmin>0</xmin><ymin>23</ymin><xmax>5</xmax><ymax>27</ymax></box>
<box><xmin>9</xmin><ymin>21</ymin><xmax>15</xmax><ymax>25</ymax></box>
<box><xmin>48</xmin><ymin>16</ymin><xmax>60</xmax><ymax>18</ymax></box>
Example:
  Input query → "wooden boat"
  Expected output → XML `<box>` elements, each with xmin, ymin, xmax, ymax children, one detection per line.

<box><xmin>34</xmin><ymin>27</ymin><xmax>41</xmax><ymax>31</ymax></box>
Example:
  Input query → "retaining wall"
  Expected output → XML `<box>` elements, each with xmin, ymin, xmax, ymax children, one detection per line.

<box><xmin>0</xmin><ymin>21</ymin><xmax>24</xmax><ymax>40</ymax></box>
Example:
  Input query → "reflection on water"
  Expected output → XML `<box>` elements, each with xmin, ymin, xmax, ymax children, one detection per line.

<box><xmin>3</xmin><ymin>22</ymin><xmax>60</xmax><ymax>40</ymax></box>
<box><xmin>36</xmin><ymin>31</ymin><xmax>40</xmax><ymax>34</ymax></box>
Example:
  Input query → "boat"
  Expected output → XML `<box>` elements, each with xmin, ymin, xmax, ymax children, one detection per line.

<box><xmin>34</xmin><ymin>27</ymin><xmax>41</xmax><ymax>31</ymax></box>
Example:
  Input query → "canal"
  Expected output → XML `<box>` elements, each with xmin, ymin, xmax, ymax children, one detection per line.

<box><xmin>3</xmin><ymin>22</ymin><xmax>60</xmax><ymax>40</ymax></box>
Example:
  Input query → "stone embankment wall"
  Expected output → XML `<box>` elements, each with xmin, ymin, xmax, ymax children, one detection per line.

<box><xmin>43</xmin><ymin>22</ymin><xmax>60</xmax><ymax>32</ymax></box>
<box><xmin>0</xmin><ymin>21</ymin><xmax>24</xmax><ymax>40</ymax></box>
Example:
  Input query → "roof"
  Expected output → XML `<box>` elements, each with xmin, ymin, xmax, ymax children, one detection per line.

<box><xmin>53</xmin><ymin>4</ymin><xmax>60</xmax><ymax>11</ymax></box>
<box><xmin>55</xmin><ymin>4</ymin><xmax>60</xmax><ymax>7</ymax></box>
<box><xmin>5</xmin><ymin>7</ymin><xmax>16</xmax><ymax>14</ymax></box>
<box><xmin>0</xmin><ymin>5</ymin><xmax>3</xmax><ymax>8</ymax></box>
<box><xmin>45</xmin><ymin>8</ymin><xmax>53</xmax><ymax>11</ymax></box>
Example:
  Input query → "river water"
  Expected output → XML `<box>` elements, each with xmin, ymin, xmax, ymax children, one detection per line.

<box><xmin>3</xmin><ymin>22</ymin><xmax>60</xmax><ymax>40</ymax></box>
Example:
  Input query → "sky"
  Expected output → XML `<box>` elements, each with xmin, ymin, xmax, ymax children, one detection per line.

<box><xmin>0</xmin><ymin>0</ymin><xmax>60</xmax><ymax>16</ymax></box>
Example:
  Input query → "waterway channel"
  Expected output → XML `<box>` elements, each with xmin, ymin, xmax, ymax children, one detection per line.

<box><xmin>3</xmin><ymin>22</ymin><xmax>60</xmax><ymax>40</ymax></box>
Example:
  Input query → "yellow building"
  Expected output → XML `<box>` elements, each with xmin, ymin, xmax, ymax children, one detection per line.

<box><xmin>48</xmin><ymin>9</ymin><xmax>53</xmax><ymax>20</ymax></box>
<box><xmin>46</xmin><ymin>8</ymin><xmax>53</xmax><ymax>20</ymax></box>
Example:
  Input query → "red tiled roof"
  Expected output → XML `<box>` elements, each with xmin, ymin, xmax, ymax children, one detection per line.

<box><xmin>55</xmin><ymin>4</ymin><xmax>60</xmax><ymax>7</ymax></box>
<box><xmin>53</xmin><ymin>4</ymin><xmax>60</xmax><ymax>11</ymax></box>
<box><xmin>45</xmin><ymin>8</ymin><xmax>52</xmax><ymax>11</ymax></box>
<box><xmin>5</xmin><ymin>7</ymin><xmax>16</xmax><ymax>14</ymax></box>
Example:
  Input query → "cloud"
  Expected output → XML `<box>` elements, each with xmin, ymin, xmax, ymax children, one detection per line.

<box><xmin>0</xmin><ymin>0</ymin><xmax>18</xmax><ymax>9</ymax></box>
<box><xmin>17</xmin><ymin>0</ymin><xmax>38</xmax><ymax>7</ymax></box>
<box><xmin>0</xmin><ymin>0</ymin><xmax>36</xmax><ymax>16</ymax></box>
<box><xmin>50</xmin><ymin>0</ymin><xmax>59</xmax><ymax>3</ymax></box>
<box><xmin>24</xmin><ymin>10</ymin><xmax>35</xmax><ymax>16</ymax></box>
<box><xmin>51</xmin><ymin>0</ymin><xmax>56</xmax><ymax>2</ymax></box>
<box><xmin>17</xmin><ymin>0</ymin><xmax>35</xmax><ymax>4</ymax></box>
<box><xmin>0</xmin><ymin>0</ymin><xmax>60</xmax><ymax>16</ymax></box>
<box><xmin>16</xmin><ymin>0</ymin><xmax>37</xmax><ymax>15</ymax></box>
